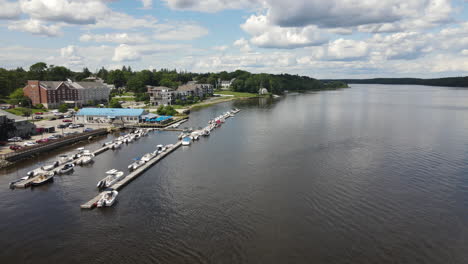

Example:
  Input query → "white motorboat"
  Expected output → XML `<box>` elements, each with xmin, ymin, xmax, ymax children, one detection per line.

<box><xmin>78</xmin><ymin>150</ymin><xmax>95</xmax><ymax>165</ymax></box>
<box><xmin>141</xmin><ymin>153</ymin><xmax>156</xmax><ymax>162</ymax></box>
<box><xmin>102</xmin><ymin>141</ymin><xmax>113</xmax><ymax>147</ymax></box>
<box><xmin>97</xmin><ymin>169</ymin><xmax>124</xmax><ymax>189</ymax></box>
<box><xmin>9</xmin><ymin>175</ymin><xmax>31</xmax><ymax>188</ymax></box>
<box><xmin>58</xmin><ymin>163</ymin><xmax>74</xmax><ymax>174</ymax></box>
<box><xmin>128</xmin><ymin>160</ymin><xmax>146</xmax><ymax>171</ymax></box>
<box><xmin>112</xmin><ymin>141</ymin><xmax>122</xmax><ymax>149</ymax></box>
<box><xmin>58</xmin><ymin>154</ymin><xmax>73</xmax><ymax>164</ymax></box>
<box><xmin>96</xmin><ymin>190</ymin><xmax>118</xmax><ymax>207</ymax></box>
<box><xmin>182</xmin><ymin>136</ymin><xmax>192</xmax><ymax>146</ymax></box>
<box><xmin>31</xmin><ymin>172</ymin><xmax>55</xmax><ymax>186</ymax></box>
<box><xmin>202</xmin><ymin>129</ymin><xmax>210</xmax><ymax>136</ymax></box>
<box><xmin>42</xmin><ymin>161</ymin><xmax>59</xmax><ymax>171</ymax></box>
<box><xmin>191</xmin><ymin>132</ymin><xmax>200</xmax><ymax>140</ymax></box>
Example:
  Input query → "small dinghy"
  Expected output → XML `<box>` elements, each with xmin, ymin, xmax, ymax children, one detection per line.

<box><xmin>128</xmin><ymin>160</ymin><xmax>146</xmax><ymax>171</ymax></box>
<box><xmin>102</xmin><ymin>141</ymin><xmax>113</xmax><ymax>147</ymax></box>
<box><xmin>97</xmin><ymin>169</ymin><xmax>124</xmax><ymax>189</ymax></box>
<box><xmin>202</xmin><ymin>129</ymin><xmax>210</xmax><ymax>136</ymax></box>
<box><xmin>58</xmin><ymin>163</ymin><xmax>74</xmax><ymax>174</ymax></box>
<box><xmin>42</xmin><ymin>161</ymin><xmax>59</xmax><ymax>171</ymax></box>
<box><xmin>31</xmin><ymin>172</ymin><xmax>55</xmax><ymax>186</ymax></box>
<box><xmin>112</xmin><ymin>141</ymin><xmax>122</xmax><ymax>150</ymax></box>
<box><xmin>96</xmin><ymin>190</ymin><xmax>118</xmax><ymax>207</ymax></box>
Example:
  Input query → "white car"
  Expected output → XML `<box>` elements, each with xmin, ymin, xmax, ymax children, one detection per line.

<box><xmin>8</xmin><ymin>137</ymin><xmax>22</xmax><ymax>142</ymax></box>
<box><xmin>23</xmin><ymin>141</ymin><xmax>38</xmax><ymax>147</ymax></box>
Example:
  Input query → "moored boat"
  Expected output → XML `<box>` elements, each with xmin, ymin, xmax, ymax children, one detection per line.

<box><xmin>128</xmin><ymin>160</ymin><xmax>146</xmax><ymax>171</ymax></box>
<box><xmin>58</xmin><ymin>163</ymin><xmax>75</xmax><ymax>174</ymax></box>
<box><xmin>31</xmin><ymin>172</ymin><xmax>55</xmax><ymax>186</ymax></box>
<box><xmin>42</xmin><ymin>161</ymin><xmax>59</xmax><ymax>171</ymax></box>
<box><xmin>182</xmin><ymin>136</ymin><xmax>192</xmax><ymax>146</ymax></box>
<box><xmin>96</xmin><ymin>190</ymin><xmax>118</xmax><ymax>207</ymax></box>
<box><xmin>97</xmin><ymin>169</ymin><xmax>124</xmax><ymax>189</ymax></box>
<box><xmin>141</xmin><ymin>153</ymin><xmax>156</xmax><ymax>162</ymax></box>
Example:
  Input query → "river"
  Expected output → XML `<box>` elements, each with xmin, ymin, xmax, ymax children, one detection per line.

<box><xmin>1</xmin><ymin>84</ymin><xmax>468</xmax><ymax>263</ymax></box>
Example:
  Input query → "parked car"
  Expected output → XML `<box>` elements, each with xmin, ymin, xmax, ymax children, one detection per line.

<box><xmin>36</xmin><ymin>138</ymin><xmax>49</xmax><ymax>143</ymax></box>
<box><xmin>69</xmin><ymin>124</ymin><xmax>79</xmax><ymax>129</ymax></box>
<box><xmin>50</xmin><ymin>117</ymin><xmax>57</xmax><ymax>120</ymax></box>
<box><xmin>34</xmin><ymin>116</ymin><xmax>43</xmax><ymax>120</ymax></box>
<box><xmin>83</xmin><ymin>128</ymin><xmax>94</xmax><ymax>132</ymax></box>
<box><xmin>62</xmin><ymin>119</ymin><xmax>72</xmax><ymax>123</ymax></box>
<box><xmin>57</xmin><ymin>124</ymin><xmax>68</xmax><ymax>129</ymax></box>
<box><xmin>77</xmin><ymin>123</ymin><xmax>85</xmax><ymax>127</ymax></box>
<box><xmin>23</xmin><ymin>141</ymin><xmax>38</xmax><ymax>147</ymax></box>
<box><xmin>35</xmin><ymin>112</ymin><xmax>43</xmax><ymax>115</ymax></box>
<box><xmin>64</xmin><ymin>115</ymin><xmax>72</xmax><ymax>118</ymax></box>
<box><xmin>10</xmin><ymin>145</ymin><xmax>22</xmax><ymax>150</ymax></box>
<box><xmin>7</xmin><ymin>137</ymin><xmax>22</xmax><ymax>142</ymax></box>
<box><xmin>0</xmin><ymin>141</ymin><xmax>7</xmax><ymax>146</ymax></box>
<box><xmin>57</xmin><ymin>115</ymin><xmax>64</xmax><ymax>119</ymax></box>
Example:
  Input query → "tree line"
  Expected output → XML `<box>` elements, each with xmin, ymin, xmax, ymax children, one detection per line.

<box><xmin>328</xmin><ymin>77</ymin><xmax>468</xmax><ymax>88</ymax></box>
<box><xmin>0</xmin><ymin>62</ymin><xmax>349</xmax><ymax>100</ymax></box>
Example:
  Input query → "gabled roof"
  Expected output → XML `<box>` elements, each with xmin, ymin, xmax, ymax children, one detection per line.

<box><xmin>40</xmin><ymin>81</ymin><xmax>66</xmax><ymax>90</ymax></box>
<box><xmin>76</xmin><ymin>108</ymin><xmax>146</xmax><ymax>117</ymax></box>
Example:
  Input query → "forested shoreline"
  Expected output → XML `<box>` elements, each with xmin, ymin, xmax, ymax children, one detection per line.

<box><xmin>327</xmin><ymin>77</ymin><xmax>468</xmax><ymax>88</ymax></box>
<box><xmin>0</xmin><ymin>63</ymin><xmax>348</xmax><ymax>99</ymax></box>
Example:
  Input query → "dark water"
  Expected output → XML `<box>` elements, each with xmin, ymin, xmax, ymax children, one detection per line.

<box><xmin>1</xmin><ymin>84</ymin><xmax>468</xmax><ymax>263</ymax></box>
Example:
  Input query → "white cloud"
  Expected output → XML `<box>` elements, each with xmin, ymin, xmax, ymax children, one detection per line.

<box><xmin>162</xmin><ymin>0</ymin><xmax>259</xmax><ymax>12</ymax></box>
<box><xmin>0</xmin><ymin>0</ymin><xmax>21</xmax><ymax>19</ymax></box>
<box><xmin>233</xmin><ymin>38</ymin><xmax>252</xmax><ymax>53</ymax></box>
<box><xmin>154</xmin><ymin>23</ymin><xmax>209</xmax><ymax>41</ymax></box>
<box><xmin>140</xmin><ymin>0</ymin><xmax>152</xmax><ymax>9</ymax></box>
<box><xmin>112</xmin><ymin>44</ymin><xmax>141</xmax><ymax>62</ymax></box>
<box><xmin>213</xmin><ymin>45</ymin><xmax>228</xmax><ymax>51</ymax></box>
<box><xmin>8</xmin><ymin>19</ymin><xmax>62</xmax><ymax>37</ymax></box>
<box><xmin>19</xmin><ymin>0</ymin><xmax>109</xmax><ymax>25</ymax></box>
<box><xmin>241</xmin><ymin>15</ymin><xmax>327</xmax><ymax>49</ymax></box>
<box><xmin>80</xmin><ymin>33</ymin><xmax>149</xmax><ymax>44</ymax></box>
<box><xmin>326</xmin><ymin>39</ymin><xmax>369</xmax><ymax>60</ymax></box>
<box><xmin>112</xmin><ymin>43</ymin><xmax>190</xmax><ymax>62</ymax></box>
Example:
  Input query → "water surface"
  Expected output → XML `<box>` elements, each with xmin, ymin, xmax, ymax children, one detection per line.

<box><xmin>1</xmin><ymin>84</ymin><xmax>468</xmax><ymax>263</ymax></box>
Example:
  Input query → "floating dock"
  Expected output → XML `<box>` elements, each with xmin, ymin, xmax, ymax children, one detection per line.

<box><xmin>80</xmin><ymin>141</ymin><xmax>182</xmax><ymax>209</ymax></box>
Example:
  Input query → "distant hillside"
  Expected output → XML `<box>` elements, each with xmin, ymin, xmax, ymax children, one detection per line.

<box><xmin>324</xmin><ymin>77</ymin><xmax>468</xmax><ymax>88</ymax></box>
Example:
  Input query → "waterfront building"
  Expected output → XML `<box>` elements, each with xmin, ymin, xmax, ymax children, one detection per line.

<box><xmin>75</xmin><ymin>108</ymin><xmax>147</xmax><ymax>124</ymax></box>
<box><xmin>23</xmin><ymin>80</ymin><xmax>111</xmax><ymax>109</ymax></box>
<box><xmin>147</xmin><ymin>86</ymin><xmax>176</xmax><ymax>106</ymax></box>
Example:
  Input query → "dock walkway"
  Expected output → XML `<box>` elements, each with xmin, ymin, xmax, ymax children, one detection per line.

<box><xmin>80</xmin><ymin>141</ymin><xmax>182</xmax><ymax>209</ymax></box>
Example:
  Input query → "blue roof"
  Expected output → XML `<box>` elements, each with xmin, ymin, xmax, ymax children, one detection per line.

<box><xmin>77</xmin><ymin>108</ymin><xmax>146</xmax><ymax>117</ymax></box>
<box><xmin>155</xmin><ymin>116</ymin><xmax>173</xmax><ymax>122</ymax></box>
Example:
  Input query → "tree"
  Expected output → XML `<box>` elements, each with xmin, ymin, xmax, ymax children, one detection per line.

<box><xmin>34</xmin><ymin>103</ymin><xmax>44</xmax><ymax>109</ymax></box>
<box><xmin>156</xmin><ymin>105</ymin><xmax>165</xmax><ymax>115</ymax></box>
<box><xmin>74</xmin><ymin>106</ymin><xmax>79</xmax><ymax>112</ymax></box>
<box><xmin>107</xmin><ymin>70</ymin><xmax>126</xmax><ymax>88</ymax></box>
<box><xmin>109</xmin><ymin>99</ymin><xmax>122</xmax><ymax>108</ymax></box>
<box><xmin>58</xmin><ymin>103</ymin><xmax>68</xmax><ymax>113</ymax></box>
<box><xmin>9</xmin><ymin>88</ymin><xmax>30</xmax><ymax>106</ymax></box>
<box><xmin>28</xmin><ymin>62</ymin><xmax>47</xmax><ymax>80</ymax></box>
<box><xmin>47</xmin><ymin>66</ymin><xmax>72</xmax><ymax>81</ymax></box>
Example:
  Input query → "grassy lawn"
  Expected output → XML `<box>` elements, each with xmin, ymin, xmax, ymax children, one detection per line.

<box><xmin>214</xmin><ymin>90</ymin><xmax>259</xmax><ymax>98</ymax></box>
<box><xmin>121</xmin><ymin>92</ymin><xmax>135</xmax><ymax>96</ymax></box>
<box><xmin>5</xmin><ymin>107</ymin><xmax>47</xmax><ymax>116</ymax></box>
<box><xmin>113</xmin><ymin>96</ymin><xmax>135</xmax><ymax>102</ymax></box>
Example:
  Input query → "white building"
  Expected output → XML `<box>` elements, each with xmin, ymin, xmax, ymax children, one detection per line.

<box><xmin>75</xmin><ymin>108</ymin><xmax>147</xmax><ymax>124</ymax></box>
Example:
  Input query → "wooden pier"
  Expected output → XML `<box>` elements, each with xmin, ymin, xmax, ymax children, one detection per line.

<box><xmin>12</xmin><ymin>145</ymin><xmax>111</xmax><ymax>188</ymax></box>
<box><xmin>80</xmin><ymin>141</ymin><xmax>182</xmax><ymax>209</ymax></box>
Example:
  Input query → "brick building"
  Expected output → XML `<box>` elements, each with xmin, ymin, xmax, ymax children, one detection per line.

<box><xmin>23</xmin><ymin>80</ymin><xmax>110</xmax><ymax>109</ymax></box>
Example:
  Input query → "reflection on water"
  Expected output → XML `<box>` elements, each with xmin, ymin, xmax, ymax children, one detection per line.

<box><xmin>1</xmin><ymin>84</ymin><xmax>468</xmax><ymax>264</ymax></box>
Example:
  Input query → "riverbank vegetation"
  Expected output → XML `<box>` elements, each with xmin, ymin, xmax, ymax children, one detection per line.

<box><xmin>0</xmin><ymin>63</ymin><xmax>349</xmax><ymax>100</ymax></box>
<box><xmin>329</xmin><ymin>77</ymin><xmax>468</xmax><ymax>88</ymax></box>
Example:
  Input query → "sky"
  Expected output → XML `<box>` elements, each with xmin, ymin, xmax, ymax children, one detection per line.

<box><xmin>1</xmin><ymin>0</ymin><xmax>468</xmax><ymax>79</ymax></box>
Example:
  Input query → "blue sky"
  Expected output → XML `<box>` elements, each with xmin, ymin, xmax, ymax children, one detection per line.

<box><xmin>1</xmin><ymin>0</ymin><xmax>468</xmax><ymax>78</ymax></box>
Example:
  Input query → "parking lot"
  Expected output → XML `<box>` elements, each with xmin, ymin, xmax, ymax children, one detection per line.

<box><xmin>0</xmin><ymin>114</ymin><xmax>111</xmax><ymax>155</ymax></box>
